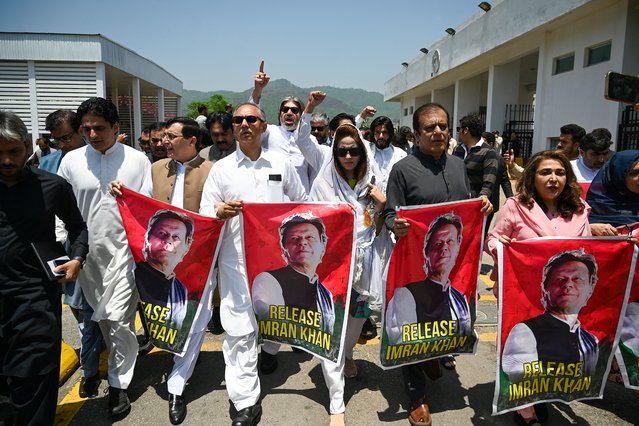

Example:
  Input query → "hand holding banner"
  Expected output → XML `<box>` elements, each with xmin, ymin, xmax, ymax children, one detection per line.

<box><xmin>381</xmin><ymin>198</ymin><xmax>484</xmax><ymax>368</ymax></box>
<box><xmin>116</xmin><ymin>187</ymin><xmax>225</xmax><ymax>355</ymax></box>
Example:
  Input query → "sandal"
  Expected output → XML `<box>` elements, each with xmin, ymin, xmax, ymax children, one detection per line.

<box><xmin>441</xmin><ymin>355</ymin><xmax>456</xmax><ymax>370</ymax></box>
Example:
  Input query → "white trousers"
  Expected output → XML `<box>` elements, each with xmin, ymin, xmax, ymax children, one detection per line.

<box><xmin>223</xmin><ymin>333</ymin><xmax>261</xmax><ymax>411</ymax></box>
<box><xmin>343</xmin><ymin>316</ymin><xmax>367</xmax><ymax>359</ymax></box>
<box><xmin>260</xmin><ymin>313</ymin><xmax>369</xmax><ymax>416</ymax></box>
<box><xmin>97</xmin><ymin>312</ymin><xmax>138</xmax><ymax>389</ymax></box>
<box><xmin>167</xmin><ymin>290</ymin><xmax>214</xmax><ymax>396</ymax></box>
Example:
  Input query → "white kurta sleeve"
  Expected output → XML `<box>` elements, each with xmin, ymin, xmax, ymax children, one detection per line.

<box><xmin>297</xmin><ymin>113</ymin><xmax>331</xmax><ymax>172</ymax></box>
<box><xmin>251</xmin><ymin>272</ymin><xmax>285</xmax><ymax>320</ymax></box>
<box><xmin>385</xmin><ymin>287</ymin><xmax>417</xmax><ymax>345</ymax></box>
<box><xmin>283</xmin><ymin>160</ymin><xmax>307</xmax><ymax>202</ymax></box>
<box><xmin>200</xmin><ymin>167</ymin><xmax>223</xmax><ymax>217</ymax></box>
<box><xmin>501</xmin><ymin>323</ymin><xmax>538</xmax><ymax>381</ymax></box>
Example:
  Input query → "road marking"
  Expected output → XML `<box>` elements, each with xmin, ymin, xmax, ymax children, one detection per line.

<box><xmin>479</xmin><ymin>274</ymin><xmax>494</xmax><ymax>286</ymax></box>
<box><xmin>479</xmin><ymin>294</ymin><xmax>497</xmax><ymax>301</ymax></box>
<box><xmin>55</xmin><ymin>380</ymin><xmax>86</xmax><ymax>426</ymax></box>
<box><xmin>479</xmin><ymin>332</ymin><xmax>497</xmax><ymax>342</ymax></box>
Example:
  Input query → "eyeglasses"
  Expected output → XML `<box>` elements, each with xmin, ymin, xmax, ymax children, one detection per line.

<box><xmin>162</xmin><ymin>132</ymin><xmax>183</xmax><ymax>141</ymax></box>
<box><xmin>311</xmin><ymin>126</ymin><xmax>325</xmax><ymax>132</ymax></box>
<box><xmin>232</xmin><ymin>115</ymin><xmax>264</xmax><ymax>125</ymax></box>
<box><xmin>50</xmin><ymin>131</ymin><xmax>75</xmax><ymax>143</ymax></box>
<box><xmin>422</xmin><ymin>122</ymin><xmax>448</xmax><ymax>133</ymax></box>
<box><xmin>336</xmin><ymin>147</ymin><xmax>363</xmax><ymax>157</ymax></box>
<box><xmin>280</xmin><ymin>106</ymin><xmax>300</xmax><ymax>114</ymax></box>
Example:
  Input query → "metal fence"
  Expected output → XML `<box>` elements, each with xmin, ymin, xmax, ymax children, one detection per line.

<box><xmin>618</xmin><ymin>104</ymin><xmax>639</xmax><ymax>151</ymax></box>
<box><xmin>503</xmin><ymin>104</ymin><xmax>534</xmax><ymax>160</ymax></box>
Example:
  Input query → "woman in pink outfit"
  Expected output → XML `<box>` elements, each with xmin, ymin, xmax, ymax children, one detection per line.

<box><xmin>486</xmin><ymin>150</ymin><xmax>590</xmax><ymax>426</ymax></box>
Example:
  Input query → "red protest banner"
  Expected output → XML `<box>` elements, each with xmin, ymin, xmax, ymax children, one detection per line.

<box><xmin>242</xmin><ymin>203</ymin><xmax>355</xmax><ymax>363</ymax></box>
<box><xmin>494</xmin><ymin>237</ymin><xmax>636</xmax><ymax>414</ymax></box>
<box><xmin>116</xmin><ymin>187</ymin><xmax>224</xmax><ymax>355</ymax></box>
<box><xmin>616</xmin><ymin>223</ymin><xmax>639</xmax><ymax>390</ymax></box>
<box><xmin>380</xmin><ymin>198</ymin><xmax>484</xmax><ymax>368</ymax></box>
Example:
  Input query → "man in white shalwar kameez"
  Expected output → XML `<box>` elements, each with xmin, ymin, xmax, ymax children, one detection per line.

<box><xmin>58</xmin><ymin>97</ymin><xmax>152</xmax><ymax>417</ymax></box>
<box><xmin>200</xmin><ymin>102</ymin><xmax>307</xmax><ymax>426</ymax></box>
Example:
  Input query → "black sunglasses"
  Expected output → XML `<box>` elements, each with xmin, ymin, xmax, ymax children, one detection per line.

<box><xmin>280</xmin><ymin>106</ymin><xmax>300</xmax><ymax>114</ymax></box>
<box><xmin>232</xmin><ymin>115</ymin><xmax>263</xmax><ymax>125</ymax></box>
<box><xmin>311</xmin><ymin>126</ymin><xmax>325</xmax><ymax>131</ymax></box>
<box><xmin>336</xmin><ymin>147</ymin><xmax>363</xmax><ymax>157</ymax></box>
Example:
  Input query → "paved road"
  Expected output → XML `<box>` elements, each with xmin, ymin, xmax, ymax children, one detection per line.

<box><xmin>55</xmin><ymin>270</ymin><xmax>639</xmax><ymax>426</ymax></box>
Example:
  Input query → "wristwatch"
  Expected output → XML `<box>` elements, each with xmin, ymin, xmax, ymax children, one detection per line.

<box><xmin>72</xmin><ymin>256</ymin><xmax>86</xmax><ymax>269</ymax></box>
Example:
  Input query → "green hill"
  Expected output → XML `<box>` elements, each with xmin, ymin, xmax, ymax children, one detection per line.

<box><xmin>182</xmin><ymin>79</ymin><xmax>399</xmax><ymax>126</ymax></box>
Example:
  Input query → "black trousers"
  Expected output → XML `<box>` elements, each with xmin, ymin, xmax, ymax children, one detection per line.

<box><xmin>402</xmin><ymin>359</ymin><xmax>442</xmax><ymax>403</ymax></box>
<box><xmin>0</xmin><ymin>368</ymin><xmax>59</xmax><ymax>426</ymax></box>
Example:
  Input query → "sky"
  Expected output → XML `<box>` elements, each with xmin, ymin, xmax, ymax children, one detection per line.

<box><xmin>3</xmin><ymin>0</ymin><xmax>486</xmax><ymax>94</ymax></box>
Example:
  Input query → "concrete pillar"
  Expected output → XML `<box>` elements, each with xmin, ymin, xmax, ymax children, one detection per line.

<box><xmin>110</xmin><ymin>87</ymin><xmax>119</xmax><ymax>113</ymax></box>
<box><xmin>454</xmin><ymin>76</ymin><xmax>481</xmax><ymax>128</ymax></box>
<box><xmin>27</xmin><ymin>61</ymin><xmax>38</xmax><ymax>146</ymax></box>
<box><xmin>176</xmin><ymin>96</ymin><xmax>183</xmax><ymax>117</ymax></box>
<box><xmin>95</xmin><ymin>63</ymin><xmax>106</xmax><ymax>98</ymax></box>
<box><xmin>132</xmin><ymin>78</ymin><xmax>142</xmax><ymax>150</ymax></box>
<box><xmin>432</xmin><ymin>85</ymin><xmax>455</xmax><ymax>126</ymax></box>
<box><xmin>157</xmin><ymin>88</ymin><xmax>165</xmax><ymax>122</ymax></box>
<box><xmin>486</xmin><ymin>59</ymin><xmax>520</xmax><ymax>134</ymax></box>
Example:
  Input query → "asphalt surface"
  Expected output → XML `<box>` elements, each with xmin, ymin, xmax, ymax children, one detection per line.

<box><xmin>55</xmin><ymin>268</ymin><xmax>639</xmax><ymax>426</ymax></box>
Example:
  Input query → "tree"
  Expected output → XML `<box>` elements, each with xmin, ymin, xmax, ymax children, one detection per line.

<box><xmin>185</xmin><ymin>94</ymin><xmax>229</xmax><ymax>118</ymax></box>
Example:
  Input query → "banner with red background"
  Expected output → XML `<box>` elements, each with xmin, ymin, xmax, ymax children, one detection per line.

<box><xmin>117</xmin><ymin>187</ymin><xmax>224</xmax><ymax>356</ymax></box>
<box><xmin>616</xmin><ymin>223</ymin><xmax>639</xmax><ymax>390</ymax></box>
<box><xmin>493</xmin><ymin>237</ymin><xmax>636</xmax><ymax>414</ymax></box>
<box><xmin>242</xmin><ymin>203</ymin><xmax>355</xmax><ymax>363</ymax></box>
<box><xmin>380</xmin><ymin>198</ymin><xmax>484</xmax><ymax>368</ymax></box>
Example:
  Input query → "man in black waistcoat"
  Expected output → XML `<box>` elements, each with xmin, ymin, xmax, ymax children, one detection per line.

<box><xmin>252</xmin><ymin>213</ymin><xmax>335</xmax><ymax>334</ymax></box>
<box><xmin>386</xmin><ymin>212</ymin><xmax>471</xmax><ymax>345</ymax></box>
<box><xmin>502</xmin><ymin>249</ymin><xmax>600</xmax><ymax>381</ymax></box>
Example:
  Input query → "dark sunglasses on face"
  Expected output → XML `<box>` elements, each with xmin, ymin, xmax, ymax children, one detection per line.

<box><xmin>280</xmin><ymin>106</ymin><xmax>300</xmax><ymax>114</ymax></box>
<box><xmin>336</xmin><ymin>147</ymin><xmax>363</xmax><ymax>157</ymax></box>
<box><xmin>311</xmin><ymin>126</ymin><xmax>325</xmax><ymax>132</ymax></box>
<box><xmin>232</xmin><ymin>115</ymin><xmax>263</xmax><ymax>125</ymax></box>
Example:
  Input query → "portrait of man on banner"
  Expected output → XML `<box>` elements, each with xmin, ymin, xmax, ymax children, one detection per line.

<box><xmin>502</xmin><ymin>249</ymin><xmax>599</xmax><ymax>382</ymax></box>
<box><xmin>117</xmin><ymin>187</ymin><xmax>225</xmax><ymax>356</ymax></box>
<box><xmin>494</xmin><ymin>237</ymin><xmax>636</xmax><ymax>414</ymax></box>
<box><xmin>380</xmin><ymin>199</ymin><xmax>483</xmax><ymax>369</ymax></box>
<box><xmin>135</xmin><ymin>209</ymin><xmax>195</xmax><ymax>330</ymax></box>
<box><xmin>243</xmin><ymin>203</ymin><xmax>354</xmax><ymax>363</ymax></box>
<box><xmin>616</xmin><ymin>223</ymin><xmax>639</xmax><ymax>389</ymax></box>
<box><xmin>385</xmin><ymin>212</ymin><xmax>471</xmax><ymax>345</ymax></box>
<box><xmin>252</xmin><ymin>212</ymin><xmax>336</xmax><ymax>334</ymax></box>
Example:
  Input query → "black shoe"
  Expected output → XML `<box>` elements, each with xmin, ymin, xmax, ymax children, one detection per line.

<box><xmin>534</xmin><ymin>403</ymin><xmax>549</xmax><ymax>423</ymax></box>
<box><xmin>168</xmin><ymin>393</ymin><xmax>187</xmax><ymax>425</ymax></box>
<box><xmin>79</xmin><ymin>374</ymin><xmax>100</xmax><ymax>398</ymax></box>
<box><xmin>232</xmin><ymin>403</ymin><xmax>262</xmax><ymax>426</ymax></box>
<box><xmin>259</xmin><ymin>352</ymin><xmax>278</xmax><ymax>375</ymax></box>
<box><xmin>137</xmin><ymin>334</ymin><xmax>154</xmax><ymax>356</ymax></box>
<box><xmin>513</xmin><ymin>413</ymin><xmax>541</xmax><ymax>426</ymax></box>
<box><xmin>360</xmin><ymin>317</ymin><xmax>377</xmax><ymax>340</ymax></box>
<box><xmin>107</xmin><ymin>386</ymin><xmax>131</xmax><ymax>417</ymax></box>
<box><xmin>208</xmin><ymin>307</ymin><xmax>225</xmax><ymax>334</ymax></box>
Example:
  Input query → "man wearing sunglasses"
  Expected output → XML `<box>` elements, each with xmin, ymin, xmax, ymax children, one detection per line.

<box><xmin>249</xmin><ymin>61</ymin><xmax>317</xmax><ymax>193</ymax></box>
<box><xmin>41</xmin><ymin>110</ymin><xmax>85</xmax><ymax>172</ymax></box>
<box><xmin>310</xmin><ymin>112</ymin><xmax>330</xmax><ymax>145</ymax></box>
<box><xmin>200</xmin><ymin>102</ymin><xmax>307</xmax><ymax>426</ymax></box>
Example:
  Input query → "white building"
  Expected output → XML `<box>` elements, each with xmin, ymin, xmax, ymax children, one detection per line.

<box><xmin>385</xmin><ymin>0</ymin><xmax>639</xmax><ymax>158</ymax></box>
<box><xmin>0</xmin><ymin>32</ymin><xmax>183</xmax><ymax>146</ymax></box>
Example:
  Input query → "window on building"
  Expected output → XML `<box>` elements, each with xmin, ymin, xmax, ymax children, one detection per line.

<box><xmin>409</xmin><ymin>106</ymin><xmax>414</xmax><ymax>115</ymax></box>
<box><xmin>404</xmin><ymin>108</ymin><xmax>408</xmax><ymax>116</ymax></box>
<box><xmin>548</xmin><ymin>137</ymin><xmax>559</xmax><ymax>150</ymax></box>
<box><xmin>585</xmin><ymin>42</ymin><xmax>611</xmax><ymax>67</ymax></box>
<box><xmin>553</xmin><ymin>53</ymin><xmax>574</xmax><ymax>75</ymax></box>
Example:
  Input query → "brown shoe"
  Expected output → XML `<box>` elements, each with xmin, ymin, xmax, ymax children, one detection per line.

<box><xmin>409</xmin><ymin>400</ymin><xmax>432</xmax><ymax>426</ymax></box>
<box><xmin>422</xmin><ymin>359</ymin><xmax>442</xmax><ymax>380</ymax></box>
